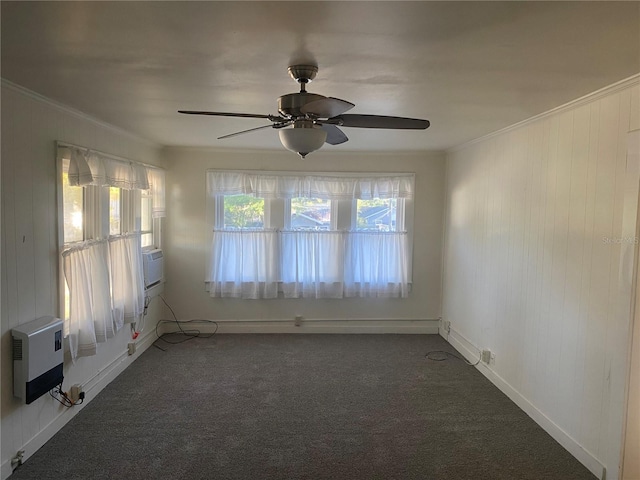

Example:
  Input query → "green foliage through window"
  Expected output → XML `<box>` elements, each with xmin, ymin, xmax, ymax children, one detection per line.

<box><xmin>224</xmin><ymin>195</ymin><xmax>265</xmax><ymax>229</ymax></box>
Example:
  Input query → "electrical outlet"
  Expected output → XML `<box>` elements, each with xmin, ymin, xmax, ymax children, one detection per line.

<box><xmin>490</xmin><ymin>352</ymin><xmax>496</xmax><ymax>365</ymax></box>
<box><xmin>442</xmin><ymin>320</ymin><xmax>451</xmax><ymax>334</ymax></box>
<box><xmin>128</xmin><ymin>342</ymin><xmax>136</xmax><ymax>355</ymax></box>
<box><xmin>70</xmin><ymin>384</ymin><xmax>83</xmax><ymax>403</ymax></box>
<box><xmin>481</xmin><ymin>349</ymin><xmax>492</xmax><ymax>363</ymax></box>
<box><xmin>294</xmin><ymin>315</ymin><xmax>303</xmax><ymax>327</ymax></box>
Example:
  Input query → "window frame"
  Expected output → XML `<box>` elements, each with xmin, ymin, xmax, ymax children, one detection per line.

<box><xmin>205</xmin><ymin>169</ymin><xmax>415</xmax><ymax>294</ymax></box>
<box><xmin>58</xmin><ymin>160</ymin><xmax>146</xmax><ymax>320</ymax></box>
<box><xmin>140</xmin><ymin>188</ymin><xmax>162</xmax><ymax>250</ymax></box>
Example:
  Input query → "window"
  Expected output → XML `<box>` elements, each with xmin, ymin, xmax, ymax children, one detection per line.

<box><xmin>224</xmin><ymin>194</ymin><xmax>265</xmax><ymax>229</ymax></box>
<box><xmin>109</xmin><ymin>187</ymin><xmax>121</xmax><ymax>236</ymax></box>
<box><xmin>206</xmin><ymin>170</ymin><xmax>414</xmax><ymax>299</ymax></box>
<box><xmin>140</xmin><ymin>190</ymin><xmax>153</xmax><ymax>248</ymax></box>
<box><xmin>356</xmin><ymin>198</ymin><xmax>398</xmax><ymax>232</ymax></box>
<box><xmin>58</xmin><ymin>145</ymin><xmax>166</xmax><ymax>361</ymax></box>
<box><xmin>290</xmin><ymin>197</ymin><xmax>332</xmax><ymax>230</ymax></box>
<box><xmin>62</xmin><ymin>158</ymin><xmax>84</xmax><ymax>243</ymax></box>
<box><xmin>141</xmin><ymin>167</ymin><xmax>165</xmax><ymax>250</ymax></box>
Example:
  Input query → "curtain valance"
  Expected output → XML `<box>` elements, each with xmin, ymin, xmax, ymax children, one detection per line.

<box><xmin>58</xmin><ymin>145</ymin><xmax>157</xmax><ymax>191</ymax></box>
<box><xmin>206</xmin><ymin>170</ymin><xmax>415</xmax><ymax>200</ymax></box>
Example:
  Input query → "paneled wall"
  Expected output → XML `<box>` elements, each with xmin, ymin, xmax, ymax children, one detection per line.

<box><xmin>162</xmin><ymin>147</ymin><xmax>445</xmax><ymax>330</ymax></box>
<box><xmin>1</xmin><ymin>82</ymin><xmax>164</xmax><ymax>478</ymax></box>
<box><xmin>442</xmin><ymin>79</ymin><xmax>639</xmax><ymax>479</ymax></box>
<box><xmin>622</xmin><ymin>130</ymin><xmax>640</xmax><ymax>480</ymax></box>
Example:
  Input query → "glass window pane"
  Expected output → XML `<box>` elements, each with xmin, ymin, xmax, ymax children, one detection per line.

<box><xmin>141</xmin><ymin>195</ymin><xmax>152</xmax><ymax>232</ymax></box>
<box><xmin>291</xmin><ymin>197</ymin><xmax>331</xmax><ymax>230</ymax></box>
<box><xmin>62</xmin><ymin>165</ymin><xmax>83</xmax><ymax>243</ymax></box>
<box><xmin>141</xmin><ymin>232</ymin><xmax>153</xmax><ymax>248</ymax></box>
<box><xmin>223</xmin><ymin>194</ymin><xmax>264</xmax><ymax>229</ymax></box>
<box><xmin>356</xmin><ymin>198</ymin><xmax>397</xmax><ymax>231</ymax></box>
<box><xmin>109</xmin><ymin>187</ymin><xmax>121</xmax><ymax>235</ymax></box>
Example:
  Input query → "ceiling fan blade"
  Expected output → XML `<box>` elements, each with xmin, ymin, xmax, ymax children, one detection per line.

<box><xmin>217</xmin><ymin>124</ymin><xmax>278</xmax><ymax>140</ymax></box>
<box><xmin>301</xmin><ymin>97</ymin><xmax>355</xmax><ymax>118</ymax></box>
<box><xmin>320</xmin><ymin>124</ymin><xmax>349</xmax><ymax>145</ymax></box>
<box><xmin>330</xmin><ymin>114</ymin><xmax>430</xmax><ymax>130</ymax></box>
<box><xmin>179</xmin><ymin>110</ymin><xmax>285</xmax><ymax>121</ymax></box>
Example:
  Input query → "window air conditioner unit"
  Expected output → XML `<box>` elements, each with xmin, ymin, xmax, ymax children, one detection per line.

<box><xmin>13</xmin><ymin>316</ymin><xmax>64</xmax><ymax>404</ymax></box>
<box><xmin>143</xmin><ymin>249</ymin><xmax>163</xmax><ymax>289</ymax></box>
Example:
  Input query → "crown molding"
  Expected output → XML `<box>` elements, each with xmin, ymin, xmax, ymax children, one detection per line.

<box><xmin>1</xmin><ymin>78</ymin><xmax>160</xmax><ymax>148</ymax></box>
<box><xmin>448</xmin><ymin>73</ymin><xmax>640</xmax><ymax>154</ymax></box>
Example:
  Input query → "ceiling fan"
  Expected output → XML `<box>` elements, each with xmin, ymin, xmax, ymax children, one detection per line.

<box><xmin>179</xmin><ymin>65</ymin><xmax>430</xmax><ymax>158</ymax></box>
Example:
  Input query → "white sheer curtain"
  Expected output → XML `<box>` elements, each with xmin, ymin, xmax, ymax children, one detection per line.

<box><xmin>345</xmin><ymin>232</ymin><xmax>409</xmax><ymax>298</ymax></box>
<box><xmin>206</xmin><ymin>170</ymin><xmax>413</xmax><ymax>299</ymax></box>
<box><xmin>280</xmin><ymin>231</ymin><xmax>345</xmax><ymax>298</ymax></box>
<box><xmin>59</xmin><ymin>143</ymin><xmax>163</xmax><ymax>361</ymax></box>
<box><xmin>147</xmin><ymin>167</ymin><xmax>166</xmax><ymax>218</ymax></box>
<box><xmin>207</xmin><ymin>230</ymin><xmax>279</xmax><ymax>298</ymax></box>
<box><xmin>109</xmin><ymin>234</ymin><xmax>145</xmax><ymax>325</ymax></box>
<box><xmin>62</xmin><ymin>241</ymin><xmax>113</xmax><ymax>360</ymax></box>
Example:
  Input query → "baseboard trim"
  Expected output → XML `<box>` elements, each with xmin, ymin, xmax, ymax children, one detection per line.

<box><xmin>160</xmin><ymin>319</ymin><xmax>440</xmax><ymax>335</ymax></box>
<box><xmin>1</xmin><ymin>329</ymin><xmax>157</xmax><ymax>480</ymax></box>
<box><xmin>444</xmin><ymin>326</ymin><xmax>606</xmax><ymax>480</ymax></box>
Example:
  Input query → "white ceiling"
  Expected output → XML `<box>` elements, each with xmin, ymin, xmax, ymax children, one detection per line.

<box><xmin>2</xmin><ymin>1</ymin><xmax>638</xmax><ymax>152</ymax></box>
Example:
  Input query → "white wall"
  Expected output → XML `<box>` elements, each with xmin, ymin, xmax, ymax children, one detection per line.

<box><xmin>624</xmin><ymin>251</ymin><xmax>640</xmax><ymax>480</ymax></box>
<box><xmin>442</xmin><ymin>78</ymin><xmax>640</xmax><ymax>480</ymax></box>
<box><xmin>162</xmin><ymin>147</ymin><xmax>445</xmax><ymax>332</ymax></box>
<box><xmin>623</xmin><ymin>130</ymin><xmax>640</xmax><ymax>480</ymax></box>
<box><xmin>1</xmin><ymin>82</ymin><xmax>165</xmax><ymax>479</ymax></box>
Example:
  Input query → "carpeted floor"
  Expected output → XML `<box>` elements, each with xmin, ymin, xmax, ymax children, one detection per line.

<box><xmin>10</xmin><ymin>334</ymin><xmax>596</xmax><ymax>480</ymax></box>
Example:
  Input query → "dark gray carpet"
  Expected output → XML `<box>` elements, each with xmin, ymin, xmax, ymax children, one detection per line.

<box><xmin>11</xmin><ymin>334</ymin><xmax>596</xmax><ymax>480</ymax></box>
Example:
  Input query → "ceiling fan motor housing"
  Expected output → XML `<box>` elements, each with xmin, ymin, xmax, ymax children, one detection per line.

<box><xmin>278</xmin><ymin>92</ymin><xmax>325</xmax><ymax>118</ymax></box>
<box><xmin>287</xmin><ymin>65</ymin><xmax>318</xmax><ymax>84</ymax></box>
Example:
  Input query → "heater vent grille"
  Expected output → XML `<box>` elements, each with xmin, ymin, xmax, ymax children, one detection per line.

<box><xmin>13</xmin><ymin>338</ymin><xmax>23</xmax><ymax>361</ymax></box>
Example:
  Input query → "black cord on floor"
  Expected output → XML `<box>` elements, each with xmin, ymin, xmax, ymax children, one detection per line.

<box><xmin>153</xmin><ymin>296</ymin><xmax>219</xmax><ymax>347</ymax></box>
<box><xmin>49</xmin><ymin>382</ymin><xmax>84</xmax><ymax>407</ymax></box>
<box><xmin>425</xmin><ymin>350</ymin><xmax>480</xmax><ymax>366</ymax></box>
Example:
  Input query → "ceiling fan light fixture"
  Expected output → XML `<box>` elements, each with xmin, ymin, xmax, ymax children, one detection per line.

<box><xmin>278</xmin><ymin>126</ymin><xmax>327</xmax><ymax>158</ymax></box>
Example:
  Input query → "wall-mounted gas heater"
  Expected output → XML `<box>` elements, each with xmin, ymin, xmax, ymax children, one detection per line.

<box><xmin>143</xmin><ymin>249</ymin><xmax>163</xmax><ymax>289</ymax></box>
<box><xmin>13</xmin><ymin>316</ymin><xmax>64</xmax><ymax>404</ymax></box>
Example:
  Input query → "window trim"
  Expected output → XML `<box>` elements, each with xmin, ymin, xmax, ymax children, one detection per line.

<box><xmin>205</xmin><ymin>169</ymin><xmax>416</xmax><ymax>296</ymax></box>
<box><xmin>57</xmin><ymin>143</ymin><xmax>166</xmax><ymax>321</ymax></box>
<box><xmin>58</xmin><ymin>162</ymin><xmax>147</xmax><ymax>321</ymax></box>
